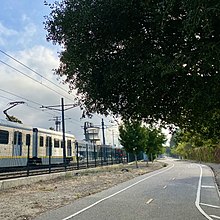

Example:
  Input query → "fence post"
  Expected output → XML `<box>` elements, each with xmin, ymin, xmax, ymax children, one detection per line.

<box><xmin>86</xmin><ymin>143</ymin><xmax>89</xmax><ymax>168</ymax></box>
<box><xmin>76</xmin><ymin>141</ymin><xmax>79</xmax><ymax>169</ymax></box>
<box><xmin>49</xmin><ymin>143</ymin><xmax>52</xmax><ymax>173</ymax></box>
<box><xmin>94</xmin><ymin>144</ymin><xmax>96</xmax><ymax>167</ymax></box>
<box><xmin>101</xmin><ymin>146</ymin><xmax>103</xmax><ymax>166</ymax></box>
<box><xmin>27</xmin><ymin>144</ymin><xmax>30</xmax><ymax>177</ymax></box>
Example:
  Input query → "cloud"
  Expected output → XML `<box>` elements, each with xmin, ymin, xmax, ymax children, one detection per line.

<box><xmin>0</xmin><ymin>20</ymin><xmax>118</xmax><ymax>143</ymax></box>
<box><xmin>17</xmin><ymin>22</ymin><xmax>37</xmax><ymax>47</ymax></box>
<box><xmin>0</xmin><ymin>46</ymin><xmax>112</xmax><ymax>141</ymax></box>
<box><xmin>0</xmin><ymin>46</ymin><xmax>76</xmax><ymax>125</ymax></box>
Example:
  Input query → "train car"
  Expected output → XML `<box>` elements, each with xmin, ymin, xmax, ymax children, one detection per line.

<box><xmin>0</xmin><ymin>119</ymin><xmax>76</xmax><ymax>167</ymax></box>
<box><xmin>33</xmin><ymin>127</ymin><xmax>76</xmax><ymax>165</ymax></box>
<box><xmin>0</xmin><ymin>119</ymin><xmax>33</xmax><ymax>167</ymax></box>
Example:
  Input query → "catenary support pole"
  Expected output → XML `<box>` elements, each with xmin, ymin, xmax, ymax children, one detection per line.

<box><xmin>61</xmin><ymin>98</ymin><xmax>67</xmax><ymax>171</ymax></box>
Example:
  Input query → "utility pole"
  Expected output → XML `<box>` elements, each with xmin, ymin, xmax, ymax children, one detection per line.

<box><xmin>101</xmin><ymin>118</ymin><xmax>106</xmax><ymax>145</ymax></box>
<box><xmin>41</xmin><ymin>98</ymin><xmax>78</xmax><ymax>170</ymax></box>
<box><xmin>61</xmin><ymin>98</ymin><xmax>66</xmax><ymax>168</ymax></box>
<box><xmin>102</xmin><ymin>118</ymin><xmax>106</xmax><ymax>161</ymax></box>
<box><xmin>49</xmin><ymin>116</ymin><xmax>61</xmax><ymax>131</ymax></box>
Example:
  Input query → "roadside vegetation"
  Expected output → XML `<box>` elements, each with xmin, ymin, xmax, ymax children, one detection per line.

<box><xmin>119</xmin><ymin>120</ymin><xmax>166</xmax><ymax>167</ymax></box>
<box><xmin>170</xmin><ymin>130</ymin><xmax>220</xmax><ymax>163</ymax></box>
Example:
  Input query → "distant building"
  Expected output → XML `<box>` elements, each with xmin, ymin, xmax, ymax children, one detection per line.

<box><xmin>83</xmin><ymin>122</ymin><xmax>101</xmax><ymax>145</ymax></box>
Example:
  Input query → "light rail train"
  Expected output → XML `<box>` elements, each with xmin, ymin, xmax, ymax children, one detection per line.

<box><xmin>0</xmin><ymin>119</ymin><xmax>76</xmax><ymax>167</ymax></box>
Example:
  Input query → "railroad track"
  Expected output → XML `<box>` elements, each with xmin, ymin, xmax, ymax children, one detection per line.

<box><xmin>0</xmin><ymin>159</ymin><xmax>123</xmax><ymax>180</ymax></box>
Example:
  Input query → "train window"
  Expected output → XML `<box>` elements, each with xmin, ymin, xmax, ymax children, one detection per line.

<box><xmin>39</xmin><ymin>136</ymin><xmax>44</xmax><ymax>147</ymax></box>
<box><xmin>26</xmin><ymin>134</ymin><xmax>31</xmax><ymax>146</ymax></box>
<box><xmin>67</xmin><ymin>140</ymin><xmax>71</xmax><ymax>148</ymax></box>
<box><xmin>0</xmin><ymin>130</ymin><xmax>9</xmax><ymax>144</ymax></box>
<box><xmin>54</xmin><ymin>139</ymin><xmax>60</xmax><ymax>148</ymax></box>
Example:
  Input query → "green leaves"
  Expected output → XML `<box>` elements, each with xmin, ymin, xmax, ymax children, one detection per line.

<box><xmin>45</xmin><ymin>0</ymin><xmax>220</xmax><ymax>139</ymax></box>
<box><xmin>119</xmin><ymin>120</ymin><xmax>166</xmax><ymax>159</ymax></box>
<box><xmin>145</xmin><ymin>127</ymin><xmax>166</xmax><ymax>157</ymax></box>
<box><xmin>119</xmin><ymin>120</ymin><xmax>146</xmax><ymax>154</ymax></box>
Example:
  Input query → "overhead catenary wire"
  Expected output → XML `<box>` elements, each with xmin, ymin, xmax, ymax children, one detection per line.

<box><xmin>0</xmin><ymin>59</ymin><xmax>74</xmax><ymax>103</ymax></box>
<box><xmin>0</xmin><ymin>50</ymin><xmax>116</xmax><ymax>130</ymax></box>
<box><xmin>0</xmin><ymin>50</ymin><xmax>117</xmax><ymax>126</ymax></box>
<box><xmin>0</xmin><ymin>88</ymin><xmax>83</xmax><ymax>125</ymax></box>
<box><xmin>0</xmin><ymin>49</ymin><xmax>74</xmax><ymax>97</ymax></box>
<box><xmin>0</xmin><ymin>94</ymin><xmax>15</xmax><ymax>102</ymax></box>
<box><xmin>0</xmin><ymin>88</ymin><xmax>42</xmax><ymax>106</ymax></box>
<box><xmin>0</xmin><ymin>89</ymin><xmax>56</xmax><ymax>116</ymax></box>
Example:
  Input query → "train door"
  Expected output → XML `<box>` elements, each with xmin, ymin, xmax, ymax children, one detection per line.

<box><xmin>32</xmin><ymin>128</ymin><xmax>38</xmax><ymax>157</ymax></box>
<box><xmin>13</xmin><ymin>131</ymin><xmax>22</xmax><ymax>156</ymax></box>
<box><xmin>46</xmin><ymin>136</ymin><xmax>52</xmax><ymax>156</ymax></box>
<box><xmin>67</xmin><ymin>140</ymin><xmax>72</xmax><ymax>156</ymax></box>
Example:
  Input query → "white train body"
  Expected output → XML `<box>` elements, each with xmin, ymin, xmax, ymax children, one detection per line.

<box><xmin>0</xmin><ymin>119</ymin><xmax>76</xmax><ymax>167</ymax></box>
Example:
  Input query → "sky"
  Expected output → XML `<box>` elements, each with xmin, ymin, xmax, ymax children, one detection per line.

<box><xmin>0</xmin><ymin>0</ymin><xmax>119</xmax><ymax>145</ymax></box>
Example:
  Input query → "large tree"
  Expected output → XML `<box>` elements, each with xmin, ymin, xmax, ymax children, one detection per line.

<box><xmin>45</xmin><ymin>0</ymin><xmax>220</xmax><ymax>136</ymax></box>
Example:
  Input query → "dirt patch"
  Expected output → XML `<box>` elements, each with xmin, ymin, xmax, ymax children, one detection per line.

<box><xmin>0</xmin><ymin>161</ymin><xmax>165</xmax><ymax>220</ymax></box>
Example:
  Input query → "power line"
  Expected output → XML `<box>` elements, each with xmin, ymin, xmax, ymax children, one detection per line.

<box><xmin>0</xmin><ymin>94</ymin><xmax>15</xmax><ymax>102</ymax></box>
<box><xmin>0</xmin><ymin>51</ymin><xmax>116</xmax><ymax>129</ymax></box>
<box><xmin>0</xmin><ymin>59</ymin><xmax>74</xmax><ymax>102</ymax></box>
<box><xmin>0</xmin><ymin>89</ymin><xmax>56</xmax><ymax>116</ymax></box>
<box><xmin>0</xmin><ymin>49</ymin><xmax>74</xmax><ymax>97</ymax></box>
<box><xmin>0</xmin><ymin>88</ymin><xmax>41</xmax><ymax>106</ymax></box>
<box><xmin>0</xmin><ymin>89</ymin><xmax>83</xmax><ymax>126</ymax></box>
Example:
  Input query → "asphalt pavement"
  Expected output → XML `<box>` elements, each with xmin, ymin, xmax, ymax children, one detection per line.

<box><xmin>34</xmin><ymin>159</ymin><xmax>220</xmax><ymax>220</ymax></box>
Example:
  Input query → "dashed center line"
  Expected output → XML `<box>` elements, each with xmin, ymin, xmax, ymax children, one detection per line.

<box><xmin>201</xmin><ymin>185</ymin><xmax>215</xmax><ymax>189</ymax></box>
<box><xmin>146</xmin><ymin>198</ymin><xmax>153</xmax><ymax>204</ymax></box>
<box><xmin>61</xmin><ymin>164</ymin><xmax>175</xmax><ymax>220</ymax></box>
<box><xmin>163</xmin><ymin>185</ymin><xmax>167</xmax><ymax>189</ymax></box>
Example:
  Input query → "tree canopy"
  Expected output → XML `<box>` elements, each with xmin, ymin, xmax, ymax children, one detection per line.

<box><xmin>145</xmin><ymin>127</ymin><xmax>166</xmax><ymax>160</ymax></box>
<box><xmin>45</xmin><ymin>0</ymin><xmax>220</xmax><ymax>136</ymax></box>
<box><xmin>170</xmin><ymin>129</ymin><xmax>220</xmax><ymax>163</ymax></box>
<box><xmin>119</xmin><ymin>120</ymin><xmax>147</xmax><ymax>167</ymax></box>
<box><xmin>119</xmin><ymin>120</ymin><xmax>146</xmax><ymax>155</ymax></box>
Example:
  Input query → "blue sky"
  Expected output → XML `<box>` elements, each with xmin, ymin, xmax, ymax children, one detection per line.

<box><xmin>0</xmin><ymin>0</ymin><xmax>119</xmax><ymax>145</ymax></box>
<box><xmin>0</xmin><ymin>0</ymin><xmax>53</xmax><ymax>51</ymax></box>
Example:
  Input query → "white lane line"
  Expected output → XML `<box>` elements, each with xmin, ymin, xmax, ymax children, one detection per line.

<box><xmin>61</xmin><ymin>164</ymin><xmax>175</xmax><ymax>220</ymax></box>
<box><xmin>195</xmin><ymin>164</ymin><xmax>214</xmax><ymax>220</ymax></box>
<box><xmin>210</xmin><ymin>215</ymin><xmax>220</xmax><ymax>219</ymax></box>
<box><xmin>163</xmin><ymin>185</ymin><xmax>167</xmax><ymax>189</ymax></box>
<box><xmin>202</xmin><ymin>185</ymin><xmax>215</xmax><ymax>189</ymax></box>
<box><xmin>200</xmin><ymin>203</ymin><xmax>220</xmax><ymax>209</ymax></box>
<box><xmin>172</xmin><ymin>177</ymin><xmax>175</xmax><ymax>181</ymax></box>
<box><xmin>146</xmin><ymin>198</ymin><xmax>153</xmax><ymax>204</ymax></box>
